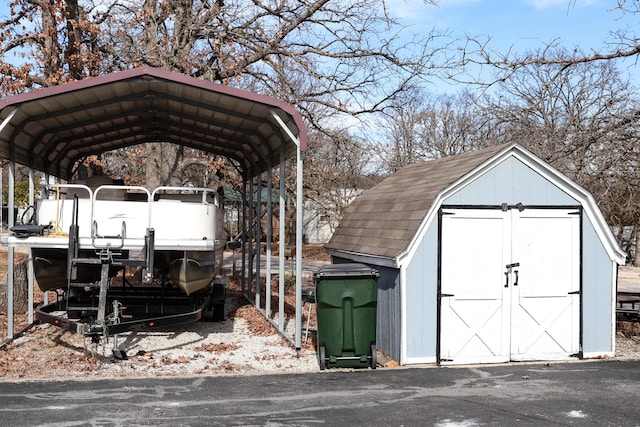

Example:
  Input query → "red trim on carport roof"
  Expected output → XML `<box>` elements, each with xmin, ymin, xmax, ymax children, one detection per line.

<box><xmin>0</xmin><ymin>66</ymin><xmax>308</xmax><ymax>151</ymax></box>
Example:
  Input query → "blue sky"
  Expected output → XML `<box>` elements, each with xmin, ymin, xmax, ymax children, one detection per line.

<box><xmin>392</xmin><ymin>0</ymin><xmax>633</xmax><ymax>49</ymax></box>
<box><xmin>390</xmin><ymin>0</ymin><xmax>638</xmax><ymax>70</ymax></box>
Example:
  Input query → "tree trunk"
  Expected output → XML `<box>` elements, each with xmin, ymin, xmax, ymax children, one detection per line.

<box><xmin>0</xmin><ymin>259</ymin><xmax>29</xmax><ymax>313</ymax></box>
<box><xmin>144</xmin><ymin>143</ymin><xmax>185</xmax><ymax>189</ymax></box>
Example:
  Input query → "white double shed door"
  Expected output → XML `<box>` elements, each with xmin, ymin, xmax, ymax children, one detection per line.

<box><xmin>439</xmin><ymin>207</ymin><xmax>581</xmax><ymax>365</ymax></box>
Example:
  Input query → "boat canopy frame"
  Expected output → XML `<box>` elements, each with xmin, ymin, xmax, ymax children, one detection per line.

<box><xmin>0</xmin><ymin>67</ymin><xmax>307</xmax><ymax>349</ymax></box>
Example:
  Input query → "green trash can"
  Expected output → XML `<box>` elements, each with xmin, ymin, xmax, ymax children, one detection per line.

<box><xmin>314</xmin><ymin>263</ymin><xmax>379</xmax><ymax>369</ymax></box>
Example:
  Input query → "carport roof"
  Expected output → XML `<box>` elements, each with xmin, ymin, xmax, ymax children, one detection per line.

<box><xmin>0</xmin><ymin>66</ymin><xmax>307</xmax><ymax>179</ymax></box>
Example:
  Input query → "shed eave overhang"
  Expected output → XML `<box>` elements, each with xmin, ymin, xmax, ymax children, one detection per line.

<box><xmin>324</xmin><ymin>248</ymin><xmax>399</xmax><ymax>269</ymax></box>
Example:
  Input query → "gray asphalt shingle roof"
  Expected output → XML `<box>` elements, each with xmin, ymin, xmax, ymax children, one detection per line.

<box><xmin>325</xmin><ymin>144</ymin><xmax>509</xmax><ymax>260</ymax></box>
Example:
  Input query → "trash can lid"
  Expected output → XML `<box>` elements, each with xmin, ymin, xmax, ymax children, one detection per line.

<box><xmin>314</xmin><ymin>263</ymin><xmax>379</xmax><ymax>279</ymax></box>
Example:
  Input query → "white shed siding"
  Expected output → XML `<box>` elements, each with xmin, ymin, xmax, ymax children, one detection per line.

<box><xmin>582</xmin><ymin>215</ymin><xmax>616</xmax><ymax>356</ymax></box>
<box><xmin>444</xmin><ymin>157</ymin><xmax>578</xmax><ymax>206</ymax></box>
<box><xmin>403</xmin><ymin>223</ymin><xmax>438</xmax><ymax>364</ymax></box>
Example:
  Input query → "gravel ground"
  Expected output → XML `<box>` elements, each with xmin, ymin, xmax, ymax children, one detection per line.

<box><xmin>0</xmin><ymin>280</ymin><xmax>322</xmax><ymax>380</ymax></box>
<box><xmin>615</xmin><ymin>332</ymin><xmax>640</xmax><ymax>360</ymax></box>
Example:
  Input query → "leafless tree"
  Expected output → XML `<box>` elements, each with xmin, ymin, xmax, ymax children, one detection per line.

<box><xmin>304</xmin><ymin>128</ymin><xmax>378</xmax><ymax>237</ymax></box>
<box><xmin>70</xmin><ymin>0</ymin><xmax>449</xmax><ymax>122</ymax></box>
<box><xmin>1</xmin><ymin>0</ymin><xmax>448</xmax><ymax>144</ymax></box>
<box><xmin>477</xmin><ymin>48</ymin><xmax>639</xmax><ymax>187</ymax></box>
<box><xmin>375</xmin><ymin>87</ymin><xmax>427</xmax><ymax>172</ymax></box>
<box><xmin>375</xmin><ymin>87</ymin><xmax>489</xmax><ymax>173</ymax></box>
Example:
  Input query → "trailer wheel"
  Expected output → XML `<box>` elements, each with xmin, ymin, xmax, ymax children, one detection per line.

<box><xmin>212</xmin><ymin>303</ymin><xmax>225</xmax><ymax>322</ymax></box>
<box><xmin>67</xmin><ymin>309</ymin><xmax>82</xmax><ymax>320</ymax></box>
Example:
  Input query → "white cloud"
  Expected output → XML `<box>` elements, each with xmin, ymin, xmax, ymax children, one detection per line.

<box><xmin>523</xmin><ymin>0</ymin><xmax>601</xmax><ymax>11</ymax></box>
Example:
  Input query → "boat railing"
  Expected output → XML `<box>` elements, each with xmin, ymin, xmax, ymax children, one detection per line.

<box><xmin>150</xmin><ymin>187</ymin><xmax>221</xmax><ymax>242</ymax></box>
<box><xmin>151</xmin><ymin>186</ymin><xmax>221</xmax><ymax>206</ymax></box>
<box><xmin>35</xmin><ymin>184</ymin><xmax>222</xmax><ymax>248</ymax></box>
<box><xmin>40</xmin><ymin>182</ymin><xmax>93</xmax><ymax>198</ymax></box>
<box><xmin>37</xmin><ymin>183</ymin><xmax>93</xmax><ymax>233</ymax></box>
<box><xmin>37</xmin><ymin>183</ymin><xmax>150</xmax><ymax>240</ymax></box>
<box><xmin>93</xmin><ymin>185</ymin><xmax>151</xmax><ymax>201</ymax></box>
<box><xmin>92</xmin><ymin>185</ymin><xmax>151</xmax><ymax>243</ymax></box>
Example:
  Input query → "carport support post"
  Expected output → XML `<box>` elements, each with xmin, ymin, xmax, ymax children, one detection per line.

<box><xmin>1</xmin><ymin>108</ymin><xmax>18</xmax><ymax>339</ymax></box>
<box><xmin>42</xmin><ymin>174</ymin><xmax>51</xmax><ymax>305</ymax></box>
<box><xmin>265</xmin><ymin>165</ymin><xmax>273</xmax><ymax>317</ymax></box>
<box><xmin>7</xmin><ymin>156</ymin><xmax>15</xmax><ymax>338</ymax></box>
<box><xmin>248</xmin><ymin>177</ymin><xmax>255</xmax><ymax>296</ymax></box>
<box><xmin>0</xmin><ymin>165</ymin><xmax>2</xmax><ymax>230</ymax></box>
<box><xmin>295</xmin><ymin>137</ymin><xmax>303</xmax><ymax>350</ymax></box>
<box><xmin>255</xmin><ymin>174</ymin><xmax>262</xmax><ymax>310</ymax></box>
<box><xmin>241</xmin><ymin>177</ymin><xmax>247</xmax><ymax>294</ymax></box>
<box><xmin>270</xmin><ymin>108</ymin><xmax>303</xmax><ymax>350</ymax></box>
<box><xmin>278</xmin><ymin>149</ymin><xmax>286</xmax><ymax>331</ymax></box>
<box><xmin>28</xmin><ymin>168</ymin><xmax>35</xmax><ymax>324</ymax></box>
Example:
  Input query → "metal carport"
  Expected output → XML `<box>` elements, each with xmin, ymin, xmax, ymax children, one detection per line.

<box><xmin>0</xmin><ymin>66</ymin><xmax>308</xmax><ymax>348</ymax></box>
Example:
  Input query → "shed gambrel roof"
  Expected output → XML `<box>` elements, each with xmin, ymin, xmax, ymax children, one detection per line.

<box><xmin>326</xmin><ymin>143</ymin><xmax>626</xmax><ymax>266</ymax></box>
<box><xmin>326</xmin><ymin>144</ymin><xmax>508</xmax><ymax>260</ymax></box>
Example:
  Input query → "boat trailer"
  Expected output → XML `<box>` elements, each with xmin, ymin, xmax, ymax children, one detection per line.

<box><xmin>32</xmin><ymin>197</ymin><xmax>226</xmax><ymax>358</ymax></box>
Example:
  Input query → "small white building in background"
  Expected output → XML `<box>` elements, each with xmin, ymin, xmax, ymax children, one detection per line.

<box><xmin>303</xmin><ymin>188</ymin><xmax>363</xmax><ymax>244</ymax></box>
<box><xmin>303</xmin><ymin>207</ymin><xmax>333</xmax><ymax>243</ymax></box>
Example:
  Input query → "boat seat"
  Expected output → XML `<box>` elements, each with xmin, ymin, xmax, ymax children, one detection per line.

<box><xmin>10</xmin><ymin>223</ymin><xmax>52</xmax><ymax>238</ymax></box>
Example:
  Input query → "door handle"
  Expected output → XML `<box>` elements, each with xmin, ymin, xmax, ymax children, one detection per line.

<box><xmin>514</xmin><ymin>270</ymin><xmax>519</xmax><ymax>286</ymax></box>
<box><xmin>504</xmin><ymin>272</ymin><xmax>509</xmax><ymax>288</ymax></box>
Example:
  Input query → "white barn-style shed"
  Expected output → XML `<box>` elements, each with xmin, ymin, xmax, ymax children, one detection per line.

<box><xmin>325</xmin><ymin>143</ymin><xmax>626</xmax><ymax>365</ymax></box>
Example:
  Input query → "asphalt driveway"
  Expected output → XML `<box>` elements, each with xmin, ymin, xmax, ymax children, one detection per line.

<box><xmin>1</xmin><ymin>360</ymin><xmax>639</xmax><ymax>426</ymax></box>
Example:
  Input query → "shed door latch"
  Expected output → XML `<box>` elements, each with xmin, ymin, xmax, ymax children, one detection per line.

<box><xmin>504</xmin><ymin>262</ymin><xmax>520</xmax><ymax>288</ymax></box>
